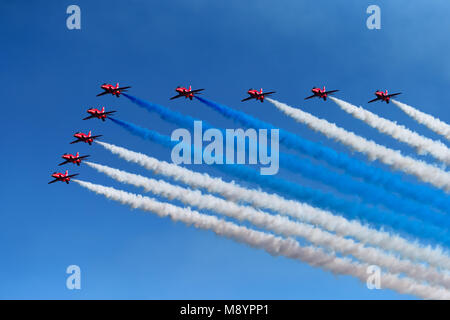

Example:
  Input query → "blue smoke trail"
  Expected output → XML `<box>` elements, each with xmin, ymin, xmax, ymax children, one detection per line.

<box><xmin>122</xmin><ymin>93</ymin><xmax>449</xmax><ymax>227</ymax></box>
<box><xmin>195</xmin><ymin>96</ymin><xmax>450</xmax><ymax>213</ymax></box>
<box><xmin>123</xmin><ymin>93</ymin><xmax>198</xmax><ymax>125</ymax></box>
<box><xmin>109</xmin><ymin>117</ymin><xmax>450</xmax><ymax>246</ymax></box>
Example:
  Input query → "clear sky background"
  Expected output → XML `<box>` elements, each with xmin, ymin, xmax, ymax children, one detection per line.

<box><xmin>1</xmin><ymin>0</ymin><xmax>449</xmax><ymax>299</ymax></box>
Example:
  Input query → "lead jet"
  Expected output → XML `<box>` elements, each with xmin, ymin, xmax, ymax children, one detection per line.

<box><xmin>48</xmin><ymin>170</ymin><xmax>79</xmax><ymax>184</ymax></box>
<box><xmin>241</xmin><ymin>88</ymin><xmax>276</xmax><ymax>103</ymax></box>
<box><xmin>70</xmin><ymin>131</ymin><xmax>102</xmax><ymax>145</ymax></box>
<box><xmin>83</xmin><ymin>107</ymin><xmax>116</xmax><ymax>121</ymax></box>
<box><xmin>304</xmin><ymin>86</ymin><xmax>339</xmax><ymax>101</ymax></box>
<box><xmin>368</xmin><ymin>90</ymin><xmax>402</xmax><ymax>104</ymax></box>
<box><xmin>170</xmin><ymin>85</ymin><xmax>204</xmax><ymax>100</ymax></box>
<box><xmin>59</xmin><ymin>152</ymin><xmax>90</xmax><ymax>166</ymax></box>
<box><xmin>97</xmin><ymin>83</ymin><xmax>131</xmax><ymax>97</ymax></box>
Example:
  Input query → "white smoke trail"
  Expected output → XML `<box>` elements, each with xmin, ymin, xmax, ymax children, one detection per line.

<box><xmin>392</xmin><ymin>100</ymin><xmax>450</xmax><ymax>141</ymax></box>
<box><xmin>85</xmin><ymin>161</ymin><xmax>450</xmax><ymax>289</ymax></box>
<box><xmin>267</xmin><ymin>98</ymin><xmax>450</xmax><ymax>192</ymax></box>
<box><xmin>330</xmin><ymin>97</ymin><xmax>450</xmax><ymax>165</ymax></box>
<box><xmin>95</xmin><ymin>141</ymin><xmax>450</xmax><ymax>270</ymax></box>
<box><xmin>74</xmin><ymin>179</ymin><xmax>450</xmax><ymax>299</ymax></box>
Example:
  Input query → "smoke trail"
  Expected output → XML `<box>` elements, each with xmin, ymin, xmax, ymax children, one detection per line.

<box><xmin>74</xmin><ymin>179</ymin><xmax>450</xmax><ymax>300</ymax></box>
<box><xmin>107</xmin><ymin>119</ymin><xmax>449</xmax><ymax>245</ymax></box>
<box><xmin>123</xmin><ymin>93</ymin><xmax>199</xmax><ymax>126</ymax></box>
<box><xmin>85</xmin><ymin>161</ymin><xmax>450</xmax><ymax>288</ymax></box>
<box><xmin>268</xmin><ymin>98</ymin><xmax>450</xmax><ymax>196</ymax></box>
<box><xmin>280</xmin><ymin>154</ymin><xmax>449</xmax><ymax>226</ymax></box>
<box><xmin>194</xmin><ymin>96</ymin><xmax>450</xmax><ymax>209</ymax></box>
<box><xmin>122</xmin><ymin>94</ymin><xmax>450</xmax><ymax>216</ymax></box>
<box><xmin>109</xmin><ymin>117</ymin><xmax>174</xmax><ymax>148</ymax></box>
<box><xmin>330</xmin><ymin>97</ymin><xmax>450</xmax><ymax>165</ymax></box>
<box><xmin>392</xmin><ymin>100</ymin><xmax>450</xmax><ymax>141</ymax></box>
<box><xmin>95</xmin><ymin>141</ymin><xmax>450</xmax><ymax>270</ymax></box>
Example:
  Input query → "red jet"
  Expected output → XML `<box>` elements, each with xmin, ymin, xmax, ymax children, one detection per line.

<box><xmin>48</xmin><ymin>170</ymin><xmax>79</xmax><ymax>184</ymax></box>
<box><xmin>368</xmin><ymin>90</ymin><xmax>402</xmax><ymax>104</ymax></box>
<box><xmin>70</xmin><ymin>131</ymin><xmax>102</xmax><ymax>145</ymax></box>
<box><xmin>97</xmin><ymin>83</ymin><xmax>131</xmax><ymax>98</ymax></box>
<box><xmin>83</xmin><ymin>107</ymin><xmax>117</xmax><ymax>122</ymax></box>
<box><xmin>241</xmin><ymin>88</ymin><xmax>276</xmax><ymax>103</ymax></box>
<box><xmin>59</xmin><ymin>152</ymin><xmax>90</xmax><ymax>166</ymax></box>
<box><xmin>305</xmin><ymin>86</ymin><xmax>339</xmax><ymax>101</ymax></box>
<box><xmin>170</xmin><ymin>85</ymin><xmax>204</xmax><ymax>100</ymax></box>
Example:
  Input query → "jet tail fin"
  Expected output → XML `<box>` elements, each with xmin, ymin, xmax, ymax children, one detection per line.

<box><xmin>88</xmin><ymin>130</ymin><xmax>91</xmax><ymax>137</ymax></box>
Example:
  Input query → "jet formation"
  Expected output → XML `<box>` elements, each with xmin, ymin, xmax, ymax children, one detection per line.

<box><xmin>49</xmin><ymin>82</ymin><xmax>403</xmax><ymax>184</ymax></box>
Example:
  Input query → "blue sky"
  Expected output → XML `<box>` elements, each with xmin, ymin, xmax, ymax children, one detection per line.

<box><xmin>1</xmin><ymin>0</ymin><xmax>449</xmax><ymax>299</ymax></box>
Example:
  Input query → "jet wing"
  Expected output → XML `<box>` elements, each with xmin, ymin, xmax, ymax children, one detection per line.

<box><xmin>83</xmin><ymin>115</ymin><xmax>95</xmax><ymax>120</ymax></box>
<box><xmin>368</xmin><ymin>97</ymin><xmax>381</xmax><ymax>103</ymax></box>
<box><xmin>324</xmin><ymin>90</ymin><xmax>339</xmax><ymax>94</ymax></box>
<box><xmin>48</xmin><ymin>179</ymin><xmax>58</xmax><ymax>184</ymax></box>
<box><xmin>67</xmin><ymin>174</ymin><xmax>79</xmax><ymax>178</ymax></box>
<box><xmin>96</xmin><ymin>91</ymin><xmax>108</xmax><ymax>97</ymax></box>
<box><xmin>170</xmin><ymin>94</ymin><xmax>183</xmax><ymax>100</ymax></box>
<box><xmin>58</xmin><ymin>160</ymin><xmax>70</xmax><ymax>166</ymax></box>
<box><xmin>264</xmin><ymin>91</ymin><xmax>276</xmax><ymax>95</ymax></box>
<box><xmin>104</xmin><ymin>111</ymin><xmax>117</xmax><ymax>115</ymax></box>
<box><xmin>387</xmin><ymin>92</ymin><xmax>402</xmax><ymax>98</ymax></box>
<box><xmin>304</xmin><ymin>94</ymin><xmax>316</xmax><ymax>100</ymax></box>
<box><xmin>90</xmin><ymin>135</ymin><xmax>103</xmax><ymax>139</ymax></box>
<box><xmin>118</xmin><ymin>86</ymin><xmax>131</xmax><ymax>90</ymax></box>
<box><xmin>77</xmin><ymin>155</ymin><xmax>90</xmax><ymax>160</ymax></box>
<box><xmin>241</xmin><ymin>96</ymin><xmax>254</xmax><ymax>102</ymax></box>
<box><xmin>191</xmin><ymin>89</ymin><xmax>205</xmax><ymax>93</ymax></box>
<box><xmin>70</xmin><ymin>139</ymin><xmax>81</xmax><ymax>144</ymax></box>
